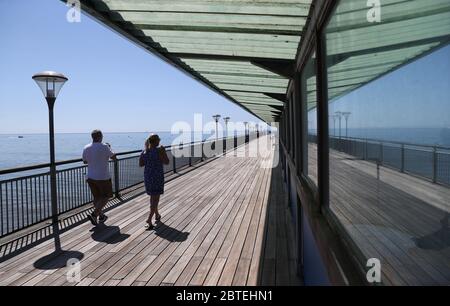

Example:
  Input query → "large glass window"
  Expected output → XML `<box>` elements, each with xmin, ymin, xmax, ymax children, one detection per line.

<box><xmin>325</xmin><ymin>0</ymin><xmax>450</xmax><ymax>285</ymax></box>
<box><xmin>302</xmin><ymin>52</ymin><xmax>318</xmax><ymax>185</ymax></box>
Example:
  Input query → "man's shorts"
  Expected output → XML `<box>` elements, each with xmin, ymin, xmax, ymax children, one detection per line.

<box><xmin>87</xmin><ymin>178</ymin><xmax>113</xmax><ymax>200</ymax></box>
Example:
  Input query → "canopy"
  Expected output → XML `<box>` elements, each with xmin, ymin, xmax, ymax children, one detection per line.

<box><xmin>72</xmin><ymin>0</ymin><xmax>450</xmax><ymax>122</ymax></box>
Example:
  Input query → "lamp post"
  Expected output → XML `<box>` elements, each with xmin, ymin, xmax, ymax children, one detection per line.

<box><xmin>32</xmin><ymin>71</ymin><xmax>68</xmax><ymax>251</ymax></box>
<box><xmin>342</xmin><ymin>112</ymin><xmax>351</xmax><ymax>138</ymax></box>
<box><xmin>223</xmin><ymin>117</ymin><xmax>230</xmax><ymax>153</ymax></box>
<box><xmin>331</xmin><ymin>115</ymin><xmax>337</xmax><ymax>137</ymax></box>
<box><xmin>335</xmin><ymin>111</ymin><xmax>342</xmax><ymax>139</ymax></box>
<box><xmin>243</xmin><ymin>121</ymin><xmax>249</xmax><ymax>143</ymax></box>
<box><xmin>223</xmin><ymin>117</ymin><xmax>230</xmax><ymax>138</ymax></box>
<box><xmin>32</xmin><ymin>71</ymin><xmax>68</xmax><ymax>223</ymax></box>
<box><xmin>212</xmin><ymin>114</ymin><xmax>221</xmax><ymax>141</ymax></box>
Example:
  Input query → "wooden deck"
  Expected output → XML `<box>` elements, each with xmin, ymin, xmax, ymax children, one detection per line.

<box><xmin>0</xmin><ymin>136</ymin><xmax>301</xmax><ymax>286</ymax></box>
<box><xmin>309</xmin><ymin>144</ymin><xmax>450</xmax><ymax>285</ymax></box>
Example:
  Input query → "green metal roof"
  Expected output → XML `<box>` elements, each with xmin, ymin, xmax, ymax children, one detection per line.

<box><xmin>325</xmin><ymin>0</ymin><xmax>450</xmax><ymax>103</ymax></box>
<box><xmin>72</xmin><ymin>0</ymin><xmax>450</xmax><ymax>122</ymax></box>
<box><xmin>73</xmin><ymin>0</ymin><xmax>312</xmax><ymax>123</ymax></box>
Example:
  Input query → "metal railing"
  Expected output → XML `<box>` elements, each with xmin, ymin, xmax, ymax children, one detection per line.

<box><xmin>309</xmin><ymin>134</ymin><xmax>450</xmax><ymax>186</ymax></box>
<box><xmin>0</xmin><ymin>134</ymin><xmax>254</xmax><ymax>238</ymax></box>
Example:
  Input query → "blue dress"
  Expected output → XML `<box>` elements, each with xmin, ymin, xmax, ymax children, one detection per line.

<box><xmin>142</xmin><ymin>147</ymin><xmax>165</xmax><ymax>195</ymax></box>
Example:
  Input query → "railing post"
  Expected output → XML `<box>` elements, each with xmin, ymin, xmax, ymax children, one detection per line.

<box><xmin>401</xmin><ymin>144</ymin><xmax>405</xmax><ymax>173</ymax></box>
<box><xmin>201</xmin><ymin>140</ymin><xmax>205</xmax><ymax>161</ymax></box>
<box><xmin>433</xmin><ymin>146</ymin><xmax>438</xmax><ymax>183</ymax></box>
<box><xmin>173</xmin><ymin>155</ymin><xmax>177</xmax><ymax>173</ymax></box>
<box><xmin>364</xmin><ymin>139</ymin><xmax>368</xmax><ymax>160</ymax></box>
<box><xmin>189</xmin><ymin>143</ymin><xmax>192</xmax><ymax>167</ymax></box>
<box><xmin>380</xmin><ymin>142</ymin><xmax>384</xmax><ymax>166</ymax></box>
<box><xmin>113</xmin><ymin>159</ymin><xmax>120</xmax><ymax>198</ymax></box>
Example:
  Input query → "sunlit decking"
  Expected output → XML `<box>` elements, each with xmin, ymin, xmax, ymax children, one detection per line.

<box><xmin>0</xmin><ymin>136</ymin><xmax>301</xmax><ymax>286</ymax></box>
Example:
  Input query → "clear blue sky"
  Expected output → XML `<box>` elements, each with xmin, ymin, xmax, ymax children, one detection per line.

<box><xmin>0</xmin><ymin>0</ymin><xmax>262</xmax><ymax>134</ymax></box>
<box><xmin>327</xmin><ymin>44</ymin><xmax>450</xmax><ymax>129</ymax></box>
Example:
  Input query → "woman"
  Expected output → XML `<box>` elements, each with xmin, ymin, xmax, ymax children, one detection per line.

<box><xmin>139</xmin><ymin>134</ymin><xmax>170</xmax><ymax>230</ymax></box>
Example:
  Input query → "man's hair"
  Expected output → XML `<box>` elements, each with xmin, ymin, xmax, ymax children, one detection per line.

<box><xmin>91</xmin><ymin>129</ymin><xmax>103</xmax><ymax>142</ymax></box>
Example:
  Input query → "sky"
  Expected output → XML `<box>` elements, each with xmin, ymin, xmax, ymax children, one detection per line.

<box><xmin>327</xmin><ymin>44</ymin><xmax>450</xmax><ymax>130</ymax></box>
<box><xmin>0</xmin><ymin>0</ymin><xmax>263</xmax><ymax>134</ymax></box>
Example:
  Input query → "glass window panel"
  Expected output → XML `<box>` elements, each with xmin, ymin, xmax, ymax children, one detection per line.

<box><xmin>325</xmin><ymin>0</ymin><xmax>450</xmax><ymax>285</ymax></box>
<box><xmin>302</xmin><ymin>52</ymin><xmax>318</xmax><ymax>185</ymax></box>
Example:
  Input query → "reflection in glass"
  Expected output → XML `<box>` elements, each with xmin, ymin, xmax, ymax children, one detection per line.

<box><xmin>325</xmin><ymin>0</ymin><xmax>450</xmax><ymax>285</ymax></box>
<box><xmin>303</xmin><ymin>52</ymin><xmax>318</xmax><ymax>185</ymax></box>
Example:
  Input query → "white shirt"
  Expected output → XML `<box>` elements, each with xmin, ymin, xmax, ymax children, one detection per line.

<box><xmin>82</xmin><ymin>142</ymin><xmax>115</xmax><ymax>180</ymax></box>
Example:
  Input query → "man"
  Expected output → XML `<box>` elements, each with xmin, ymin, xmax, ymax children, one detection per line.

<box><xmin>82</xmin><ymin>129</ymin><xmax>117</xmax><ymax>226</ymax></box>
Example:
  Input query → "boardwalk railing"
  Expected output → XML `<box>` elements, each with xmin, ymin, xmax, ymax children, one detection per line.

<box><xmin>0</xmin><ymin>134</ymin><xmax>254</xmax><ymax>238</ymax></box>
<box><xmin>309</xmin><ymin>135</ymin><xmax>450</xmax><ymax>186</ymax></box>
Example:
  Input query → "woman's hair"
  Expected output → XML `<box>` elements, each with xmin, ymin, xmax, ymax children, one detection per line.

<box><xmin>145</xmin><ymin>134</ymin><xmax>160</xmax><ymax>150</ymax></box>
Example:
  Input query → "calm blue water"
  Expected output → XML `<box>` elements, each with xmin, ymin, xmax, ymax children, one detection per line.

<box><xmin>307</xmin><ymin>127</ymin><xmax>450</xmax><ymax>147</ymax></box>
<box><xmin>0</xmin><ymin>131</ymin><xmax>218</xmax><ymax>170</ymax></box>
<box><xmin>333</xmin><ymin>128</ymin><xmax>450</xmax><ymax>147</ymax></box>
<box><xmin>1</xmin><ymin>128</ymin><xmax>448</xmax><ymax>171</ymax></box>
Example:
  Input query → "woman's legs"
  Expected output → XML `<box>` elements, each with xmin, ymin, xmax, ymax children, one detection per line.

<box><xmin>147</xmin><ymin>194</ymin><xmax>160</xmax><ymax>224</ymax></box>
<box><xmin>153</xmin><ymin>195</ymin><xmax>161</xmax><ymax>220</ymax></box>
<box><xmin>154</xmin><ymin>195</ymin><xmax>161</xmax><ymax>220</ymax></box>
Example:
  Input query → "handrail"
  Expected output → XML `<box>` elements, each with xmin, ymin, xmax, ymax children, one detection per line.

<box><xmin>0</xmin><ymin>136</ymin><xmax>233</xmax><ymax>176</ymax></box>
<box><xmin>328</xmin><ymin>135</ymin><xmax>450</xmax><ymax>151</ymax></box>
<box><xmin>0</xmin><ymin>133</ymin><xmax>257</xmax><ymax>238</ymax></box>
<box><xmin>308</xmin><ymin>133</ymin><xmax>450</xmax><ymax>186</ymax></box>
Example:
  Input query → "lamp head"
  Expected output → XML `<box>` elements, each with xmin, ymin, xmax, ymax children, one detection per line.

<box><xmin>32</xmin><ymin>71</ymin><xmax>68</xmax><ymax>100</ymax></box>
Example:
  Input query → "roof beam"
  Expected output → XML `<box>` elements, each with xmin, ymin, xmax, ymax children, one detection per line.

<box><xmin>328</xmin><ymin>35</ymin><xmax>450</xmax><ymax>65</ymax></box>
<box><xmin>251</xmin><ymin>59</ymin><xmax>295</xmax><ymax>78</ymax></box>
<box><xmin>243</xmin><ymin>104</ymin><xmax>284</xmax><ymax>112</ymax></box>
<box><xmin>168</xmin><ymin>53</ymin><xmax>292</xmax><ymax>62</ymax></box>
<box><xmin>131</xmin><ymin>24</ymin><xmax>302</xmax><ymax>36</ymax></box>
<box><xmin>263</xmin><ymin>93</ymin><xmax>287</xmax><ymax>103</ymax></box>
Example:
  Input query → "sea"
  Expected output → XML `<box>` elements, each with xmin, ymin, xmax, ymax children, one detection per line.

<box><xmin>0</xmin><ymin>128</ymin><xmax>449</xmax><ymax>171</ymax></box>
<box><xmin>0</xmin><ymin>131</ymin><xmax>216</xmax><ymax>171</ymax></box>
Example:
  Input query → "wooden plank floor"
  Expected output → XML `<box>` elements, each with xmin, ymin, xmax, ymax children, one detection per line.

<box><xmin>309</xmin><ymin>144</ymin><xmax>450</xmax><ymax>285</ymax></box>
<box><xmin>0</xmin><ymin>136</ymin><xmax>301</xmax><ymax>286</ymax></box>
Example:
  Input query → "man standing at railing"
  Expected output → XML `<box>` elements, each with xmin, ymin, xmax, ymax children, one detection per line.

<box><xmin>82</xmin><ymin>129</ymin><xmax>117</xmax><ymax>226</ymax></box>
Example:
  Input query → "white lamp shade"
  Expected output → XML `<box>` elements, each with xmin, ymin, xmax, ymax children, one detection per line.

<box><xmin>32</xmin><ymin>71</ymin><xmax>68</xmax><ymax>99</ymax></box>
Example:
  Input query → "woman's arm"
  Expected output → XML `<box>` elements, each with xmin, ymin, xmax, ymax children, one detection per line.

<box><xmin>139</xmin><ymin>151</ymin><xmax>145</xmax><ymax>167</ymax></box>
<box><xmin>159</xmin><ymin>147</ymin><xmax>170</xmax><ymax>165</ymax></box>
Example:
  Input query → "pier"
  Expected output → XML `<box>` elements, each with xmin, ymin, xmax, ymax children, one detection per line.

<box><xmin>0</xmin><ymin>136</ymin><xmax>301</xmax><ymax>286</ymax></box>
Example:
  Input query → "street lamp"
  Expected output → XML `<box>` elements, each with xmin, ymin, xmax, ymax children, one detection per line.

<box><xmin>334</xmin><ymin>111</ymin><xmax>342</xmax><ymax>139</ymax></box>
<box><xmin>331</xmin><ymin>115</ymin><xmax>337</xmax><ymax>137</ymax></box>
<box><xmin>342</xmin><ymin>112</ymin><xmax>351</xmax><ymax>138</ymax></box>
<box><xmin>212</xmin><ymin>114</ymin><xmax>221</xmax><ymax>141</ymax></box>
<box><xmin>32</xmin><ymin>71</ymin><xmax>68</xmax><ymax>226</ymax></box>
<box><xmin>223</xmin><ymin>117</ymin><xmax>230</xmax><ymax>138</ymax></box>
<box><xmin>243</xmin><ymin>122</ymin><xmax>248</xmax><ymax>134</ymax></box>
<box><xmin>243</xmin><ymin>122</ymin><xmax>249</xmax><ymax>143</ymax></box>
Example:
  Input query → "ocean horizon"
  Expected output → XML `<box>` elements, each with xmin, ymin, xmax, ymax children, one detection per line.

<box><xmin>0</xmin><ymin>127</ymin><xmax>449</xmax><ymax>171</ymax></box>
<box><xmin>0</xmin><ymin>131</ymin><xmax>235</xmax><ymax>170</ymax></box>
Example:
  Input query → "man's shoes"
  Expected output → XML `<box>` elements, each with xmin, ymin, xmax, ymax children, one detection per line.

<box><xmin>88</xmin><ymin>212</ymin><xmax>98</xmax><ymax>226</ymax></box>
<box><xmin>99</xmin><ymin>214</ymin><xmax>108</xmax><ymax>223</ymax></box>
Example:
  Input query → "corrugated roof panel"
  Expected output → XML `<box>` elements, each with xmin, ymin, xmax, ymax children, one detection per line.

<box><xmin>325</xmin><ymin>0</ymin><xmax>450</xmax><ymax>104</ymax></box>
<box><xmin>76</xmin><ymin>0</ymin><xmax>450</xmax><ymax>123</ymax></box>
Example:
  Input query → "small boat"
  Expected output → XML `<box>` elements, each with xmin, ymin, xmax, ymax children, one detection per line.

<box><xmin>18</xmin><ymin>136</ymin><xmax>24</xmax><ymax>139</ymax></box>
